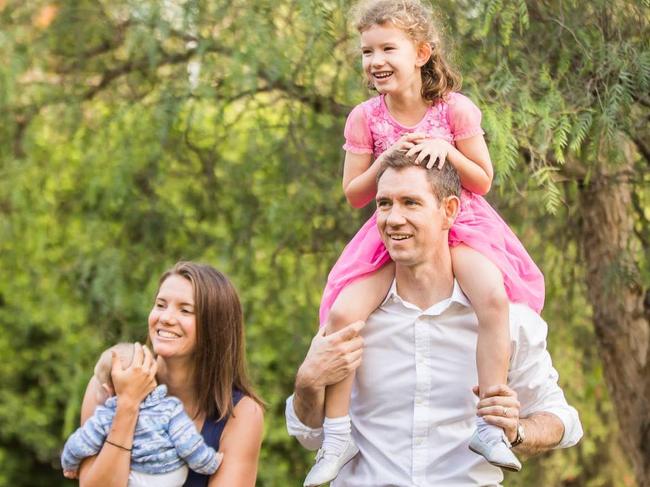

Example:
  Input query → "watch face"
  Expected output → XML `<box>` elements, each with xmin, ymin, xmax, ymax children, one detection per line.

<box><xmin>513</xmin><ymin>423</ymin><xmax>525</xmax><ymax>446</ymax></box>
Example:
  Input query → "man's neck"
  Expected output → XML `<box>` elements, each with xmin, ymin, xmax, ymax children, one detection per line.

<box><xmin>394</xmin><ymin>252</ymin><xmax>455</xmax><ymax>310</ymax></box>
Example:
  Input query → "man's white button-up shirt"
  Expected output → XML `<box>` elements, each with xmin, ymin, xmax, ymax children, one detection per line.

<box><xmin>286</xmin><ymin>280</ymin><xmax>583</xmax><ymax>486</ymax></box>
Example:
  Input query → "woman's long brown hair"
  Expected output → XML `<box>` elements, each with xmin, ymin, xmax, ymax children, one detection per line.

<box><xmin>354</xmin><ymin>0</ymin><xmax>462</xmax><ymax>103</ymax></box>
<box><xmin>157</xmin><ymin>262</ymin><xmax>263</xmax><ymax>420</ymax></box>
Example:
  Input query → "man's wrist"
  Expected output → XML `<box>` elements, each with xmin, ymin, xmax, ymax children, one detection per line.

<box><xmin>510</xmin><ymin>422</ymin><xmax>526</xmax><ymax>448</ymax></box>
<box><xmin>295</xmin><ymin>363</ymin><xmax>322</xmax><ymax>393</ymax></box>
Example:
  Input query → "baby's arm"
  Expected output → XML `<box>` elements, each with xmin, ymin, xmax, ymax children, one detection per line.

<box><xmin>168</xmin><ymin>400</ymin><xmax>222</xmax><ymax>475</ymax></box>
<box><xmin>61</xmin><ymin>409</ymin><xmax>109</xmax><ymax>473</ymax></box>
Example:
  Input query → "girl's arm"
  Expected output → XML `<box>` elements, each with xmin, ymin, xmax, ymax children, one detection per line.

<box><xmin>78</xmin><ymin>344</ymin><xmax>157</xmax><ymax>487</ymax></box>
<box><xmin>342</xmin><ymin>151</ymin><xmax>375</xmax><ymax>208</ymax></box>
<box><xmin>407</xmin><ymin>134</ymin><xmax>493</xmax><ymax>195</ymax></box>
<box><xmin>208</xmin><ymin>397</ymin><xmax>264</xmax><ymax>487</ymax></box>
<box><xmin>343</xmin><ymin>133</ymin><xmax>427</xmax><ymax>208</ymax></box>
<box><xmin>447</xmin><ymin>134</ymin><xmax>493</xmax><ymax>195</ymax></box>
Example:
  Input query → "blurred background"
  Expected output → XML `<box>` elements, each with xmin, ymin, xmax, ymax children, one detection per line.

<box><xmin>0</xmin><ymin>0</ymin><xmax>648</xmax><ymax>485</ymax></box>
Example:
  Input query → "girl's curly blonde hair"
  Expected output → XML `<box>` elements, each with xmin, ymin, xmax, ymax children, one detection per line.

<box><xmin>353</xmin><ymin>0</ymin><xmax>461</xmax><ymax>103</ymax></box>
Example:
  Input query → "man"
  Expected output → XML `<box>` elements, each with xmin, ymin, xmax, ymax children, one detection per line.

<box><xmin>286</xmin><ymin>152</ymin><xmax>583</xmax><ymax>486</ymax></box>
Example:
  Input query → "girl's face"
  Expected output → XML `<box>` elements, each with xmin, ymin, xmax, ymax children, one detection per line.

<box><xmin>360</xmin><ymin>23</ymin><xmax>431</xmax><ymax>96</ymax></box>
<box><xmin>148</xmin><ymin>275</ymin><xmax>197</xmax><ymax>360</ymax></box>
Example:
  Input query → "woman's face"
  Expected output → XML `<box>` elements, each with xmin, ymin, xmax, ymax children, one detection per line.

<box><xmin>148</xmin><ymin>275</ymin><xmax>197</xmax><ymax>360</ymax></box>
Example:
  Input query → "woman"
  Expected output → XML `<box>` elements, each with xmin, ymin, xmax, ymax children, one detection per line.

<box><xmin>77</xmin><ymin>262</ymin><xmax>264</xmax><ymax>487</ymax></box>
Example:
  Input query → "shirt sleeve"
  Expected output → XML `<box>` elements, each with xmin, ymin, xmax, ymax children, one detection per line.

<box><xmin>447</xmin><ymin>92</ymin><xmax>485</xmax><ymax>141</ymax></box>
<box><xmin>168</xmin><ymin>400</ymin><xmax>220</xmax><ymax>475</ymax></box>
<box><xmin>60</xmin><ymin>409</ymin><xmax>111</xmax><ymax>471</ymax></box>
<box><xmin>508</xmin><ymin>305</ymin><xmax>584</xmax><ymax>449</ymax></box>
<box><xmin>285</xmin><ymin>394</ymin><xmax>324</xmax><ymax>451</ymax></box>
<box><xmin>343</xmin><ymin>103</ymin><xmax>374</xmax><ymax>154</ymax></box>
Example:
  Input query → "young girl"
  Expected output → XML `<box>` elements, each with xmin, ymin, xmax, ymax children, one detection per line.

<box><xmin>304</xmin><ymin>0</ymin><xmax>544</xmax><ymax>485</ymax></box>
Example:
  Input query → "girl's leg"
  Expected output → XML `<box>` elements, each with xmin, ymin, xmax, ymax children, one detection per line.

<box><xmin>451</xmin><ymin>244</ymin><xmax>521</xmax><ymax>471</ymax></box>
<box><xmin>305</xmin><ymin>262</ymin><xmax>394</xmax><ymax>485</ymax></box>
<box><xmin>451</xmin><ymin>244</ymin><xmax>509</xmax><ymax>399</ymax></box>
<box><xmin>324</xmin><ymin>261</ymin><xmax>395</xmax><ymax>419</ymax></box>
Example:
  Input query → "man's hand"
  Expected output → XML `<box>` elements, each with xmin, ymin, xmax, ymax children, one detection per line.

<box><xmin>296</xmin><ymin>321</ymin><xmax>365</xmax><ymax>392</ymax></box>
<box><xmin>474</xmin><ymin>384</ymin><xmax>521</xmax><ymax>443</ymax></box>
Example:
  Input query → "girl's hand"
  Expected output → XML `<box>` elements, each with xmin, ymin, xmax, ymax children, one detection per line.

<box><xmin>383</xmin><ymin>132</ymin><xmax>428</xmax><ymax>158</ymax></box>
<box><xmin>111</xmin><ymin>342</ymin><xmax>157</xmax><ymax>408</ymax></box>
<box><xmin>406</xmin><ymin>138</ymin><xmax>452</xmax><ymax>169</ymax></box>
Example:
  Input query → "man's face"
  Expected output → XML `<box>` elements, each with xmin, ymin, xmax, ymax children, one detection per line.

<box><xmin>376</xmin><ymin>166</ymin><xmax>455</xmax><ymax>267</ymax></box>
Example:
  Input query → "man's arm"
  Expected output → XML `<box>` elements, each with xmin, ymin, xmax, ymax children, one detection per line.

<box><xmin>476</xmin><ymin>385</ymin><xmax>566</xmax><ymax>457</ymax></box>
<box><xmin>476</xmin><ymin>306</ymin><xmax>583</xmax><ymax>457</ymax></box>
<box><xmin>287</xmin><ymin>321</ymin><xmax>365</xmax><ymax>442</ymax></box>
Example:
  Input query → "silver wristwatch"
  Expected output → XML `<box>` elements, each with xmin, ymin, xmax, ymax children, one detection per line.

<box><xmin>510</xmin><ymin>422</ymin><xmax>525</xmax><ymax>447</ymax></box>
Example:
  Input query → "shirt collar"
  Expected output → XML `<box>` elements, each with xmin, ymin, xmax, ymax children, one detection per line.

<box><xmin>382</xmin><ymin>278</ymin><xmax>471</xmax><ymax>314</ymax></box>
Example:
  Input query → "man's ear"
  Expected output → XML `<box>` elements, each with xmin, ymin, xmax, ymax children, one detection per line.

<box><xmin>416</xmin><ymin>41</ymin><xmax>432</xmax><ymax>68</ymax></box>
<box><xmin>442</xmin><ymin>195</ymin><xmax>460</xmax><ymax>229</ymax></box>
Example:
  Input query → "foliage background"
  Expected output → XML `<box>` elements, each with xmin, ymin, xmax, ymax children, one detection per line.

<box><xmin>0</xmin><ymin>0</ymin><xmax>647</xmax><ymax>486</ymax></box>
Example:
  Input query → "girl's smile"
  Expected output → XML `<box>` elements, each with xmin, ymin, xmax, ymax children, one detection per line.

<box><xmin>360</xmin><ymin>23</ymin><xmax>430</xmax><ymax>96</ymax></box>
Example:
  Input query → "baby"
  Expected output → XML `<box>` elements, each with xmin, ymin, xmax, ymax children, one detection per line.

<box><xmin>61</xmin><ymin>343</ymin><xmax>222</xmax><ymax>486</ymax></box>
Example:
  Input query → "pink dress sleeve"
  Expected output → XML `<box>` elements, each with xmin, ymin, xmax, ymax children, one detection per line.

<box><xmin>447</xmin><ymin>92</ymin><xmax>485</xmax><ymax>141</ymax></box>
<box><xmin>342</xmin><ymin>103</ymin><xmax>374</xmax><ymax>154</ymax></box>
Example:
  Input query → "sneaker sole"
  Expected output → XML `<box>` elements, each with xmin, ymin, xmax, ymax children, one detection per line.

<box><xmin>468</xmin><ymin>444</ymin><xmax>522</xmax><ymax>472</ymax></box>
<box><xmin>303</xmin><ymin>446</ymin><xmax>360</xmax><ymax>487</ymax></box>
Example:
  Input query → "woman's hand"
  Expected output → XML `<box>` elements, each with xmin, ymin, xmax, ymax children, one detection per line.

<box><xmin>112</xmin><ymin>342</ymin><xmax>157</xmax><ymax>408</ymax></box>
<box><xmin>405</xmin><ymin>137</ymin><xmax>453</xmax><ymax>169</ymax></box>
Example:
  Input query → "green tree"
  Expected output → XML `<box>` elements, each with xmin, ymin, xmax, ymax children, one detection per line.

<box><xmin>0</xmin><ymin>1</ymin><xmax>647</xmax><ymax>486</ymax></box>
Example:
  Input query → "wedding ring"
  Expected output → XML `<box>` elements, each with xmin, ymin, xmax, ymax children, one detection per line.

<box><xmin>503</xmin><ymin>407</ymin><xmax>509</xmax><ymax>417</ymax></box>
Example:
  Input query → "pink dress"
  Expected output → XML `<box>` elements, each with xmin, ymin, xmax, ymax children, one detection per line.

<box><xmin>319</xmin><ymin>93</ymin><xmax>545</xmax><ymax>325</ymax></box>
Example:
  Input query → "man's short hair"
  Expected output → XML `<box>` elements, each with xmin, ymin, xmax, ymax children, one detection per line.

<box><xmin>376</xmin><ymin>150</ymin><xmax>461</xmax><ymax>203</ymax></box>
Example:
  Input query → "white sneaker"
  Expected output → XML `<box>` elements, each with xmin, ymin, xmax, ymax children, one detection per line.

<box><xmin>303</xmin><ymin>439</ymin><xmax>360</xmax><ymax>486</ymax></box>
<box><xmin>468</xmin><ymin>429</ymin><xmax>522</xmax><ymax>472</ymax></box>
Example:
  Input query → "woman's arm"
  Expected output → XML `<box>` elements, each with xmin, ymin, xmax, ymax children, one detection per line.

<box><xmin>78</xmin><ymin>344</ymin><xmax>157</xmax><ymax>487</ymax></box>
<box><xmin>208</xmin><ymin>397</ymin><xmax>264</xmax><ymax>487</ymax></box>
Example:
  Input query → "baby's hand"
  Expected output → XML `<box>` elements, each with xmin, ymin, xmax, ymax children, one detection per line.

<box><xmin>215</xmin><ymin>452</ymin><xmax>224</xmax><ymax>470</ymax></box>
<box><xmin>406</xmin><ymin>138</ymin><xmax>452</xmax><ymax>169</ymax></box>
<box><xmin>63</xmin><ymin>469</ymin><xmax>79</xmax><ymax>479</ymax></box>
<box><xmin>384</xmin><ymin>132</ymin><xmax>427</xmax><ymax>158</ymax></box>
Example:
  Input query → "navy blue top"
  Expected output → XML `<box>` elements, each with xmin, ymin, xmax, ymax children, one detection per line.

<box><xmin>183</xmin><ymin>390</ymin><xmax>244</xmax><ymax>487</ymax></box>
